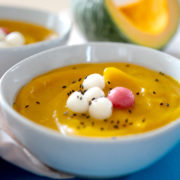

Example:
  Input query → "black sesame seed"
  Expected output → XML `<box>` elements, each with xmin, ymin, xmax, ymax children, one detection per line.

<box><xmin>36</xmin><ymin>101</ymin><xmax>40</xmax><ymax>104</ymax></box>
<box><xmin>25</xmin><ymin>105</ymin><xmax>29</xmax><ymax>108</ymax></box>
<box><xmin>142</xmin><ymin>118</ymin><xmax>146</xmax><ymax>122</ymax></box>
<box><xmin>85</xmin><ymin>76</ymin><xmax>87</xmax><ymax>79</ymax></box>
<box><xmin>67</xmin><ymin>93</ymin><xmax>70</xmax><ymax>96</ymax></box>
<box><xmin>153</xmin><ymin>91</ymin><xmax>156</xmax><ymax>94</ymax></box>
<box><xmin>72</xmin><ymin>66</ymin><xmax>76</xmax><ymax>70</ymax></box>
<box><xmin>159</xmin><ymin>72</ymin><xmax>165</xmax><ymax>76</ymax></box>
<box><xmin>160</xmin><ymin>102</ymin><xmax>163</xmax><ymax>106</ymax></box>
<box><xmin>91</xmin><ymin>97</ymin><xmax>95</xmax><ymax>101</ymax></box>
<box><xmin>89</xmin><ymin>102</ymin><xmax>92</xmax><ymax>106</ymax></box>
<box><xmin>166</xmin><ymin>103</ymin><xmax>169</xmax><ymax>107</ymax></box>
<box><xmin>136</xmin><ymin>92</ymin><xmax>140</xmax><ymax>95</ymax></box>
<box><xmin>81</xmin><ymin>113</ymin><xmax>86</xmax><ymax>116</ymax></box>
<box><xmin>78</xmin><ymin>90</ymin><xmax>83</xmax><ymax>93</ymax></box>
<box><xmin>72</xmin><ymin>90</ymin><xmax>75</xmax><ymax>93</ymax></box>
<box><xmin>109</xmin><ymin>88</ymin><xmax>112</xmax><ymax>91</ymax></box>
<box><xmin>84</xmin><ymin>90</ymin><xmax>87</xmax><ymax>93</ymax></box>
<box><xmin>113</xmin><ymin>125</ymin><xmax>119</xmax><ymax>129</ymax></box>
<box><xmin>86</xmin><ymin>115</ymin><xmax>90</xmax><ymax>119</ymax></box>
<box><xmin>80</xmin><ymin>97</ymin><xmax>83</xmax><ymax>100</ymax></box>
<box><xmin>155</xmin><ymin>78</ymin><xmax>159</xmax><ymax>82</ymax></box>
<box><xmin>62</xmin><ymin>85</ymin><xmax>67</xmax><ymax>89</ymax></box>
<box><xmin>125</xmin><ymin>119</ymin><xmax>128</xmax><ymax>123</ymax></box>
<box><xmin>78</xmin><ymin>78</ymin><xmax>82</xmax><ymax>82</ymax></box>
<box><xmin>100</xmin><ymin>127</ymin><xmax>104</xmax><ymax>131</ymax></box>
<box><xmin>107</xmin><ymin>81</ymin><xmax>111</xmax><ymax>84</ymax></box>
<box><xmin>73</xmin><ymin>113</ymin><xmax>77</xmax><ymax>116</ymax></box>
<box><xmin>128</xmin><ymin>109</ymin><xmax>132</xmax><ymax>114</ymax></box>
<box><xmin>72</xmin><ymin>80</ymin><xmax>76</xmax><ymax>84</ymax></box>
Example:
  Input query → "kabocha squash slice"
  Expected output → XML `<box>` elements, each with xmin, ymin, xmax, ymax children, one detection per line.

<box><xmin>72</xmin><ymin>0</ymin><xmax>180</xmax><ymax>49</ymax></box>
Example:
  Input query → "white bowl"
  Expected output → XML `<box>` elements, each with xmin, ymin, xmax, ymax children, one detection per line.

<box><xmin>0</xmin><ymin>5</ymin><xmax>71</xmax><ymax>77</ymax></box>
<box><xmin>1</xmin><ymin>43</ymin><xmax>180</xmax><ymax>178</ymax></box>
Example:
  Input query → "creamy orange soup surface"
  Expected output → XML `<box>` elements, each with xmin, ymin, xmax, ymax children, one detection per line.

<box><xmin>14</xmin><ymin>63</ymin><xmax>180</xmax><ymax>137</ymax></box>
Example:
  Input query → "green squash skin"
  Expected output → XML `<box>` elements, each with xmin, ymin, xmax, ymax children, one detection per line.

<box><xmin>71</xmin><ymin>0</ymin><xmax>128</xmax><ymax>42</ymax></box>
<box><xmin>71</xmin><ymin>0</ymin><xmax>179</xmax><ymax>50</ymax></box>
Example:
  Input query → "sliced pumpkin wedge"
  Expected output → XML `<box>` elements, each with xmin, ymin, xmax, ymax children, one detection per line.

<box><xmin>105</xmin><ymin>0</ymin><xmax>179</xmax><ymax>48</ymax></box>
<box><xmin>104</xmin><ymin>67</ymin><xmax>141</xmax><ymax>91</ymax></box>
<box><xmin>72</xmin><ymin>0</ymin><xmax>180</xmax><ymax>49</ymax></box>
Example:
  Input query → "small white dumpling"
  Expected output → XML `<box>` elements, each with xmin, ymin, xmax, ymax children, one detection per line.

<box><xmin>66</xmin><ymin>91</ymin><xmax>88</xmax><ymax>113</ymax></box>
<box><xmin>84</xmin><ymin>87</ymin><xmax>105</xmax><ymax>102</ymax></box>
<box><xmin>0</xmin><ymin>29</ymin><xmax>6</xmax><ymax>41</ymax></box>
<box><xmin>83</xmin><ymin>73</ymin><xmax>105</xmax><ymax>90</ymax></box>
<box><xmin>5</xmin><ymin>32</ymin><xmax>25</xmax><ymax>46</ymax></box>
<box><xmin>89</xmin><ymin>97</ymin><xmax>112</xmax><ymax>120</ymax></box>
<box><xmin>0</xmin><ymin>41</ymin><xmax>10</xmax><ymax>48</ymax></box>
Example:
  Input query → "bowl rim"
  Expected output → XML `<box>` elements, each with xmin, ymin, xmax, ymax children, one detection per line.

<box><xmin>0</xmin><ymin>5</ymin><xmax>72</xmax><ymax>51</ymax></box>
<box><xmin>1</xmin><ymin>42</ymin><xmax>180</xmax><ymax>143</ymax></box>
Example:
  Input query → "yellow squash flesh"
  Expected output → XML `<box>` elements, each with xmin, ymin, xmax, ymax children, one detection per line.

<box><xmin>105</xmin><ymin>0</ymin><xmax>180</xmax><ymax>48</ymax></box>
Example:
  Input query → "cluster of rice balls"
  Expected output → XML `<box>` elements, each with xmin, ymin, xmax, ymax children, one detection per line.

<box><xmin>66</xmin><ymin>73</ymin><xmax>135</xmax><ymax>120</ymax></box>
<box><xmin>0</xmin><ymin>27</ymin><xmax>25</xmax><ymax>48</ymax></box>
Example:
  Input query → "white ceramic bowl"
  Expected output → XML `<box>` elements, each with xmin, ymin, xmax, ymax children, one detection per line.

<box><xmin>0</xmin><ymin>6</ymin><xmax>71</xmax><ymax>77</ymax></box>
<box><xmin>1</xmin><ymin>43</ymin><xmax>180</xmax><ymax>178</ymax></box>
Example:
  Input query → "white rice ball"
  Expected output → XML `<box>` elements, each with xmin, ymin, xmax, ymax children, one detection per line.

<box><xmin>89</xmin><ymin>97</ymin><xmax>112</xmax><ymax>120</ymax></box>
<box><xmin>83</xmin><ymin>73</ymin><xmax>105</xmax><ymax>90</ymax></box>
<box><xmin>66</xmin><ymin>91</ymin><xmax>88</xmax><ymax>113</ymax></box>
<box><xmin>5</xmin><ymin>32</ymin><xmax>25</xmax><ymax>46</ymax></box>
<box><xmin>0</xmin><ymin>29</ymin><xmax>6</xmax><ymax>41</ymax></box>
<box><xmin>84</xmin><ymin>87</ymin><xmax>105</xmax><ymax>102</ymax></box>
<box><xmin>0</xmin><ymin>41</ymin><xmax>10</xmax><ymax>48</ymax></box>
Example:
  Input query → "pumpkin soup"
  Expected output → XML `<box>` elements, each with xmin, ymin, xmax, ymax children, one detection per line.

<box><xmin>0</xmin><ymin>19</ymin><xmax>57</xmax><ymax>47</ymax></box>
<box><xmin>14</xmin><ymin>63</ymin><xmax>180</xmax><ymax>137</ymax></box>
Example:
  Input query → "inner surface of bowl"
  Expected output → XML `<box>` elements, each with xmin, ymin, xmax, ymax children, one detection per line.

<box><xmin>3</xmin><ymin>43</ymin><xmax>180</xmax><ymax>106</ymax></box>
<box><xmin>1</xmin><ymin>43</ymin><xmax>180</xmax><ymax>177</ymax></box>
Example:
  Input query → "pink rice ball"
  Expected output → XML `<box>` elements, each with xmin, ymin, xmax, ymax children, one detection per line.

<box><xmin>108</xmin><ymin>87</ymin><xmax>135</xmax><ymax>109</ymax></box>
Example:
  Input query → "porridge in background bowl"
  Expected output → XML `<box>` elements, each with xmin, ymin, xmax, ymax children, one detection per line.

<box><xmin>0</xmin><ymin>19</ymin><xmax>58</xmax><ymax>48</ymax></box>
<box><xmin>0</xmin><ymin>6</ymin><xmax>71</xmax><ymax>76</ymax></box>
